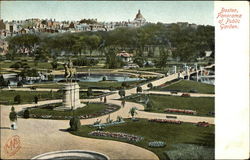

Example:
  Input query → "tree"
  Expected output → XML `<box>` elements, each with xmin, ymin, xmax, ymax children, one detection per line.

<box><xmin>0</xmin><ymin>74</ymin><xmax>7</xmax><ymax>87</ymax></box>
<box><xmin>85</xmin><ymin>35</ymin><xmax>101</xmax><ymax>56</ymax></box>
<box><xmin>155</xmin><ymin>48</ymin><xmax>169</xmax><ymax>70</ymax></box>
<box><xmin>121</xmin><ymin>82</ymin><xmax>128</xmax><ymax>88</ymax></box>
<box><xmin>34</xmin><ymin>47</ymin><xmax>49</xmax><ymax>62</ymax></box>
<box><xmin>69</xmin><ymin>116</ymin><xmax>81</xmax><ymax>131</ymax></box>
<box><xmin>34</xmin><ymin>96</ymin><xmax>39</xmax><ymax>104</ymax></box>
<box><xmin>133</xmin><ymin>56</ymin><xmax>145</xmax><ymax>67</ymax></box>
<box><xmin>14</xmin><ymin>95</ymin><xmax>21</xmax><ymax>104</ymax></box>
<box><xmin>9</xmin><ymin>106</ymin><xmax>17</xmax><ymax>122</ymax></box>
<box><xmin>87</xmin><ymin>88</ymin><xmax>93</xmax><ymax>97</ymax></box>
<box><xmin>129</xmin><ymin>107</ymin><xmax>138</xmax><ymax>119</ymax></box>
<box><xmin>105</xmin><ymin>48</ymin><xmax>124</xmax><ymax>69</ymax></box>
<box><xmin>147</xmin><ymin>83</ymin><xmax>153</xmax><ymax>89</ymax></box>
<box><xmin>136</xmin><ymin>86</ymin><xmax>142</xmax><ymax>93</ymax></box>
<box><xmin>51</xmin><ymin>60</ymin><xmax>58</xmax><ymax>69</ymax></box>
<box><xmin>23</xmin><ymin>109</ymin><xmax>30</xmax><ymax>119</ymax></box>
<box><xmin>146</xmin><ymin>101</ymin><xmax>153</xmax><ymax>111</ymax></box>
<box><xmin>118</xmin><ymin>89</ymin><xmax>125</xmax><ymax>98</ymax></box>
<box><xmin>8</xmin><ymin>34</ymin><xmax>40</xmax><ymax>55</ymax></box>
<box><xmin>104</xmin><ymin>96</ymin><xmax>107</xmax><ymax>103</ymax></box>
<box><xmin>102</xmin><ymin>76</ymin><xmax>106</xmax><ymax>81</ymax></box>
<box><xmin>17</xmin><ymin>81</ymin><xmax>23</xmax><ymax>87</ymax></box>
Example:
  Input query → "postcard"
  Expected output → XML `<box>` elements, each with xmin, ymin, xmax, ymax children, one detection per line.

<box><xmin>0</xmin><ymin>1</ymin><xmax>249</xmax><ymax>160</ymax></box>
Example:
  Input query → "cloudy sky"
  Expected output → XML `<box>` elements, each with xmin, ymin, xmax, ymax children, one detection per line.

<box><xmin>1</xmin><ymin>1</ymin><xmax>214</xmax><ymax>25</ymax></box>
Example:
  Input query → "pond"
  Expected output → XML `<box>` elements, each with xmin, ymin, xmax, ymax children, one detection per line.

<box><xmin>4</xmin><ymin>73</ymin><xmax>145</xmax><ymax>85</ymax></box>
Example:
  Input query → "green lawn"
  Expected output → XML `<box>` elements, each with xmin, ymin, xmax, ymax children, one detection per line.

<box><xmin>0</xmin><ymin>60</ymin><xmax>64</xmax><ymax>71</ymax></box>
<box><xmin>126</xmin><ymin>94</ymin><xmax>214</xmax><ymax>117</ymax></box>
<box><xmin>0</xmin><ymin>90</ymin><xmax>62</xmax><ymax>105</ymax></box>
<box><xmin>28</xmin><ymin>103</ymin><xmax>118</xmax><ymax>119</ymax></box>
<box><xmin>153</xmin><ymin>80</ymin><xmax>214</xmax><ymax>94</ymax></box>
<box><xmin>30</xmin><ymin>80</ymin><xmax>144</xmax><ymax>90</ymax></box>
<box><xmin>79</xmin><ymin>91</ymin><xmax>107</xmax><ymax>99</ymax></box>
<box><xmin>70</xmin><ymin>119</ymin><xmax>215</xmax><ymax>160</ymax></box>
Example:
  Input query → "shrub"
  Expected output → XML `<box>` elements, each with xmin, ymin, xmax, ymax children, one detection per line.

<box><xmin>14</xmin><ymin>95</ymin><xmax>21</xmax><ymax>104</ymax></box>
<box><xmin>34</xmin><ymin>96</ymin><xmax>39</xmax><ymax>104</ymax></box>
<box><xmin>10</xmin><ymin>62</ymin><xmax>22</xmax><ymax>69</ymax></box>
<box><xmin>17</xmin><ymin>81</ymin><xmax>23</xmax><ymax>87</ymax></box>
<box><xmin>102</xmin><ymin>76</ymin><xmax>106</xmax><ymax>81</ymax></box>
<box><xmin>121</xmin><ymin>82</ymin><xmax>128</xmax><ymax>88</ymax></box>
<box><xmin>116</xmin><ymin>116</ymin><xmax>123</xmax><ymax>122</ymax></box>
<box><xmin>23</xmin><ymin>109</ymin><xmax>30</xmax><ymax>119</ymax></box>
<box><xmin>69</xmin><ymin>117</ymin><xmax>81</xmax><ymax>131</ymax></box>
<box><xmin>73</xmin><ymin>57</ymin><xmax>99</xmax><ymax>66</ymax></box>
<box><xmin>147</xmin><ymin>83</ymin><xmax>153</xmax><ymax>89</ymax></box>
<box><xmin>51</xmin><ymin>61</ymin><xmax>58</xmax><ymax>69</ymax></box>
<box><xmin>129</xmin><ymin>107</ymin><xmax>138</xmax><ymax>119</ymax></box>
<box><xmin>48</xmin><ymin>74</ymin><xmax>54</xmax><ymax>81</ymax></box>
<box><xmin>10</xmin><ymin>62</ymin><xmax>30</xmax><ymax>69</ymax></box>
<box><xmin>18</xmin><ymin>68</ymin><xmax>39</xmax><ymax>78</ymax></box>
<box><xmin>136</xmin><ymin>86</ymin><xmax>142</xmax><ymax>93</ymax></box>
<box><xmin>9</xmin><ymin>106</ymin><xmax>17</xmax><ymax>122</ymax></box>
<box><xmin>118</xmin><ymin>89</ymin><xmax>125</xmax><ymax>98</ymax></box>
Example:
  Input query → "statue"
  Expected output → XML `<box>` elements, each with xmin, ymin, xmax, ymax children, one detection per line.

<box><xmin>64</xmin><ymin>59</ymin><xmax>76</xmax><ymax>82</ymax></box>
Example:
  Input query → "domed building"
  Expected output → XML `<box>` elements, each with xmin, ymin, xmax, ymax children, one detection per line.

<box><xmin>134</xmin><ymin>10</ymin><xmax>146</xmax><ymax>26</ymax></box>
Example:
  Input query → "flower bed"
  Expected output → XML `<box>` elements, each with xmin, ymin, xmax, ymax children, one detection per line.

<box><xmin>164</xmin><ymin>108</ymin><xmax>197</xmax><ymax>115</ymax></box>
<box><xmin>196</xmin><ymin>121</ymin><xmax>209</xmax><ymax>127</ymax></box>
<box><xmin>27</xmin><ymin>103</ymin><xmax>120</xmax><ymax>120</ymax></box>
<box><xmin>148</xmin><ymin>119</ymin><xmax>182</xmax><ymax>124</ymax></box>
<box><xmin>181</xmin><ymin>93</ymin><xmax>191</xmax><ymax>97</ymax></box>
<box><xmin>148</xmin><ymin>141</ymin><xmax>166</xmax><ymax>148</ymax></box>
<box><xmin>88</xmin><ymin>131</ymin><xmax>143</xmax><ymax>142</ymax></box>
<box><xmin>93</xmin><ymin>120</ymin><xmax>125</xmax><ymax>127</ymax></box>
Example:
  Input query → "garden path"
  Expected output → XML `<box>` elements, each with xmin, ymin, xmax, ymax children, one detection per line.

<box><xmin>0</xmin><ymin>71</ymin><xmax>214</xmax><ymax>160</ymax></box>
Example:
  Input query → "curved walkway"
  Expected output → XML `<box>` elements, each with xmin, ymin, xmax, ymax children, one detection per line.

<box><xmin>1</xmin><ymin>71</ymin><xmax>215</xmax><ymax>159</ymax></box>
<box><xmin>147</xmin><ymin>91</ymin><xmax>215</xmax><ymax>98</ymax></box>
<box><xmin>0</xmin><ymin>102</ymin><xmax>158</xmax><ymax>160</ymax></box>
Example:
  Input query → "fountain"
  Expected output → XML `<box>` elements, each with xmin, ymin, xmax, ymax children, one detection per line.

<box><xmin>32</xmin><ymin>150</ymin><xmax>109</xmax><ymax>160</ymax></box>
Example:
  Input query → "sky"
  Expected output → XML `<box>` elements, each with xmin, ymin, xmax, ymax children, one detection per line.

<box><xmin>0</xmin><ymin>1</ymin><xmax>214</xmax><ymax>25</ymax></box>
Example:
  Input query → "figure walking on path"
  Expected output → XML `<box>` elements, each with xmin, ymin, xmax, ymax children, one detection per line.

<box><xmin>9</xmin><ymin>106</ymin><xmax>17</xmax><ymax>130</ymax></box>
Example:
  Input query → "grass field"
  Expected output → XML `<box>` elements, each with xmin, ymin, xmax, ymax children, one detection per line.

<box><xmin>29</xmin><ymin>103</ymin><xmax>114</xmax><ymax>118</ymax></box>
<box><xmin>70</xmin><ymin>119</ymin><xmax>215</xmax><ymax>160</ymax></box>
<box><xmin>29</xmin><ymin>80</ymin><xmax>144</xmax><ymax>89</ymax></box>
<box><xmin>153</xmin><ymin>80</ymin><xmax>215</xmax><ymax>94</ymax></box>
<box><xmin>0</xmin><ymin>90</ymin><xmax>62</xmax><ymax>105</ymax></box>
<box><xmin>126</xmin><ymin>94</ymin><xmax>214</xmax><ymax>117</ymax></box>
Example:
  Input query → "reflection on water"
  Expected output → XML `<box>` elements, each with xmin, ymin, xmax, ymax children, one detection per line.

<box><xmin>5</xmin><ymin>73</ymin><xmax>145</xmax><ymax>85</ymax></box>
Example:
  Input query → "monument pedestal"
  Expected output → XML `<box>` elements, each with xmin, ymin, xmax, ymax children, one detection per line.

<box><xmin>55</xmin><ymin>83</ymin><xmax>85</xmax><ymax>111</ymax></box>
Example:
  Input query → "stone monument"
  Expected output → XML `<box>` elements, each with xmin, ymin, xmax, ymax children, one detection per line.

<box><xmin>55</xmin><ymin>59</ymin><xmax>85</xmax><ymax>110</ymax></box>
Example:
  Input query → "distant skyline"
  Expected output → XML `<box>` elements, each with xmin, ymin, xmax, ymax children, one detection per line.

<box><xmin>1</xmin><ymin>1</ymin><xmax>214</xmax><ymax>25</ymax></box>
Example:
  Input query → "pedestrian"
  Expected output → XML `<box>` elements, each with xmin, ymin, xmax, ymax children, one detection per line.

<box><xmin>104</xmin><ymin>96</ymin><xmax>107</xmax><ymax>103</ymax></box>
<box><xmin>9</xmin><ymin>106</ymin><xmax>17</xmax><ymax>130</ymax></box>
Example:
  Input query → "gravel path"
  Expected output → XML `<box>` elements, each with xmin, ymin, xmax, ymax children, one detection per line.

<box><xmin>0</xmin><ymin>71</ymin><xmax>215</xmax><ymax>160</ymax></box>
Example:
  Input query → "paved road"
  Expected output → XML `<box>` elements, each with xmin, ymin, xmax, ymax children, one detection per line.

<box><xmin>0</xmin><ymin>72</ymin><xmax>215</xmax><ymax>160</ymax></box>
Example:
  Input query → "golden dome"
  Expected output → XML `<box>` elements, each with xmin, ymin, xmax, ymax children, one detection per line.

<box><xmin>135</xmin><ymin>10</ymin><xmax>144</xmax><ymax>19</ymax></box>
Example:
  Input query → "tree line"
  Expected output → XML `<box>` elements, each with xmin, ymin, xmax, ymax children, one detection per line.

<box><xmin>6</xmin><ymin>22</ymin><xmax>214</xmax><ymax>64</ymax></box>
